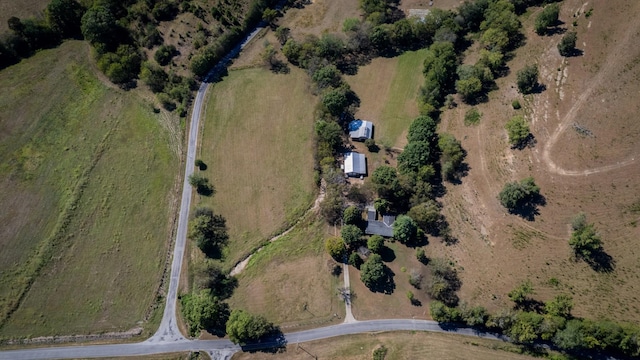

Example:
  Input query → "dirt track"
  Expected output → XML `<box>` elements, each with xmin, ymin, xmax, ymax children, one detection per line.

<box><xmin>541</xmin><ymin>2</ymin><xmax>640</xmax><ymax>176</ymax></box>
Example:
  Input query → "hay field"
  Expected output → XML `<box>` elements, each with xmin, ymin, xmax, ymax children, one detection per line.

<box><xmin>0</xmin><ymin>41</ymin><xmax>181</xmax><ymax>338</ymax></box>
<box><xmin>198</xmin><ymin>67</ymin><xmax>317</xmax><ymax>268</ymax></box>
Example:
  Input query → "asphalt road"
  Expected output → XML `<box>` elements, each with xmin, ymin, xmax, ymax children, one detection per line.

<box><xmin>0</xmin><ymin>319</ymin><xmax>508</xmax><ymax>360</ymax></box>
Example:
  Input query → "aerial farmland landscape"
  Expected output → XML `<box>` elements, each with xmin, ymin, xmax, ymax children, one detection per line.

<box><xmin>0</xmin><ymin>0</ymin><xmax>639</xmax><ymax>359</ymax></box>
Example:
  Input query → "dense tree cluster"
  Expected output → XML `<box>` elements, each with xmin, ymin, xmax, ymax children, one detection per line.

<box><xmin>425</xmin><ymin>258</ymin><xmax>461</xmax><ymax>306</ymax></box>
<box><xmin>431</xmin><ymin>292</ymin><xmax>640</xmax><ymax>358</ymax></box>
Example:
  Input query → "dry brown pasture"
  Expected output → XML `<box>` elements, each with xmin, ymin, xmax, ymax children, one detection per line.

<box><xmin>432</xmin><ymin>0</ymin><xmax>640</xmax><ymax>324</ymax></box>
<box><xmin>0</xmin><ymin>0</ymin><xmax>48</xmax><ymax>33</ymax></box>
<box><xmin>232</xmin><ymin>331</ymin><xmax>539</xmax><ymax>360</ymax></box>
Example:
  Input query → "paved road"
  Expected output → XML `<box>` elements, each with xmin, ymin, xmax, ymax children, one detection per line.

<box><xmin>0</xmin><ymin>319</ymin><xmax>508</xmax><ymax>360</ymax></box>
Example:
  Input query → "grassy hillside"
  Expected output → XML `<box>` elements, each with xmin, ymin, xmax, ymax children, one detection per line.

<box><xmin>0</xmin><ymin>41</ymin><xmax>180</xmax><ymax>338</ymax></box>
<box><xmin>197</xmin><ymin>67</ymin><xmax>317</xmax><ymax>269</ymax></box>
<box><xmin>433</xmin><ymin>0</ymin><xmax>640</xmax><ymax>325</ymax></box>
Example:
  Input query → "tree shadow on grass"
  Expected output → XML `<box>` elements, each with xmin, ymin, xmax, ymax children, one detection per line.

<box><xmin>378</xmin><ymin>246</ymin><xmax>396</xmax><ymax>262</ymax></box>
<box><xmin>582</xmin><ymin>250</ymin><xmax>615</xmax><ymax>273</ymax></box>
<box><xmin>511</xmin><ymin>134</ymin><xmax>537</xmax><ymax>151</ymax></box>
<box><xmin>510</xmin><ymin>194</ymin><xmax>546</xmax><ymax>221</ymax></box>
<box><xmin>240</xmin><ymin>328</ymin><xmax>287</xmax><ymax>354</ymax></box>
<box><xmin>516</xmin><ymin>298</ymin><xmax>545</xmax><ymax>313</ymax></box>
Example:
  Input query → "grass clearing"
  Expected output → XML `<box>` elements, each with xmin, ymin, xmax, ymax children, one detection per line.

<box><xmin>347</xmin><ymin>49</ymin><xmax>426</xmax><ymax>149</ymax></box>
<box><xmin>350</xmin><ymin>241</ymin><xmax>432</xmax><ymax>320</ymax></box>
<box><xmin>232</xmin><ymin>330</ymin><xmax>540</xmax><ymax>360</ymax></box>
<box><xmin>198</xmin><ymin>67</ymin><xmax>317</xmax><ymax>269</ymax></box>
<box><xmin>223</xmin><ymin>216</ymin><xmax>344</xmax><ymax>332</ymax></box>
<box><xmin>0</xmin><ymin>41</ymin><xmax>180</xmax><ymax>338</ymax></box>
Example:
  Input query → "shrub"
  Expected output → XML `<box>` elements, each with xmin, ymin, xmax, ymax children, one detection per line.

<box><xmin>154</xmin><ymin>44</ymin><xmax>177</xmax><ymax>66</ymax></box>
<box><xmin>516</xmin><ymin>64</ymin><xmax>539</xmax><ymax>94</ymax></box>
<box><xmin>416</xmin><ymin>248</ymin><xmax>428</xmax><ymax>264</ymax></box>
<box><xmin>558</xmin><ymin>31</ymin><xmax>577</xmax><ymax>57</ymax></box>
<box><xmin>367</xmin><ymin>235</ymin><xmax>384</xmax><ymax>253</ymax></box>
<box><xmin>505</xmin><ymin>115</ymin><xmax>530</xmax><ymax>148</ymax></box>
<box><xmin>325</xmin><ymin>236</ymin><xmax>347</xmax><ymax>260</ymax></box>
<box><xmin>464</xmin><ymin>108</ymin><xmax>481</xmax><ymax>126</ymax></box>
<box><xmin>512</xmin><ymin>99</ymin><xmax>521</xmax><ymax>109</ymax></box>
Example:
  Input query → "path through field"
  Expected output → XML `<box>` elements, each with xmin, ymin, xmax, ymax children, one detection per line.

<box><xmin>541</xmin><ymin>6</ymin><xmax>640</xmax><ymax>176</ymax></box>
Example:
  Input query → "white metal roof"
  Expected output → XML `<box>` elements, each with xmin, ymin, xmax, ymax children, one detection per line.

<box><xmin>348</xmin><ymin>120</ymin><xmax>373</xmax><ymax>140</ymax></box>
<box><xmin>344</xmin><ymin>152</ymin><xmax>366</xmax><ymax>175</ymax></box>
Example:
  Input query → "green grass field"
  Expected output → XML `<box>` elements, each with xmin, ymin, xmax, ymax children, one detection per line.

<box><xmin>197</xmin><ymin>67</ymin><xmax>317</xmax><ymax>269</ymax></box>
<box><xmin>347</xmin><ymin>49</ymin><xmax>426</xmax><ymax>148</ymax></box>
<box><xmin>0</xmin><ymin>41</ymin><xmax>180</xmax><ymax>338</ymax></box>
<box><xmin>227</xmin><ymin>215</ymin><xmax>344</xmax><ymax>329</ymax></box>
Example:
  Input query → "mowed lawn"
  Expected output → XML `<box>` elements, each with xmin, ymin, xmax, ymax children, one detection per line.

<box><xmin>346</xmin><ymin>49</ymin><xmax>427</xmax><ymax>149</ymax></box>
<box><xmin>0</xmin><ymin>41</ymin><xmax>180</xmax><ymax>337</ymax></box>
<box><xmin>199</xmin><ymin>67</ymin><xmax>317</xmax><ymax>268</ymax></box>
<box><xmin>226</xmin><ymin>217</ymin><xmax>344</xmax><ymax>331</ymax></box>
<box><xmin>232</xmin><ymin>331</ymin><xmax>539</xmax><ymax>360</ymax></box>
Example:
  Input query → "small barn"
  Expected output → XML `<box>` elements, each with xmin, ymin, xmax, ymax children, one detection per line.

<box><xmin>344</xmin><ymin>152</ymin><xmax>366</xmax><ymax>177</ymax></box>
<box><xmin>348</xmin><ymin>120</ymin><xmax>373</xmax><ymax>141</ymax></box>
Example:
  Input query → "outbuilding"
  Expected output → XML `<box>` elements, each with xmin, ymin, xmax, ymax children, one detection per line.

<box><xmin>344</xmin><ymin>152</ymin><xmax>366</xmax><ymax>177</ymax></box>
<box><xmin>348</xmin><ymin>120</ymin><xmax>373</xmax><ymax>141</ymax></box>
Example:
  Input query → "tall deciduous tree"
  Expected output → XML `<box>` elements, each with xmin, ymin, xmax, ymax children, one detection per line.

<box><xmin>188</xmin><ymin>207</ymin><xmax>228</xmax><ymax>257</ymax></box>
<box><xmin>341</xmin><ymin>224</ymin><xmax>363</xmax><ymax>247</ymax></box>
<box><xmin>498</xmin><ymin>177</ymin><xmax>540</xmax><ymax>211</ymax></box>
<box><xmin>393</xmin><ymin>215</ymin><xmax>419</xmax><ymax>244</ymax></box>
<box><xmin>181</xmin><ymin>289</ymin><xmax>229</xmax><ymax>336</ymax></box>
<box><xmin>226</xmin><ymin>309</ymin><xmax>275</xmax><ymax>345</ymax></box>
<box><xmin>46</xmin><ymin>0</ymin><xmax>85</xmax><ymax>39</ymax></box>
